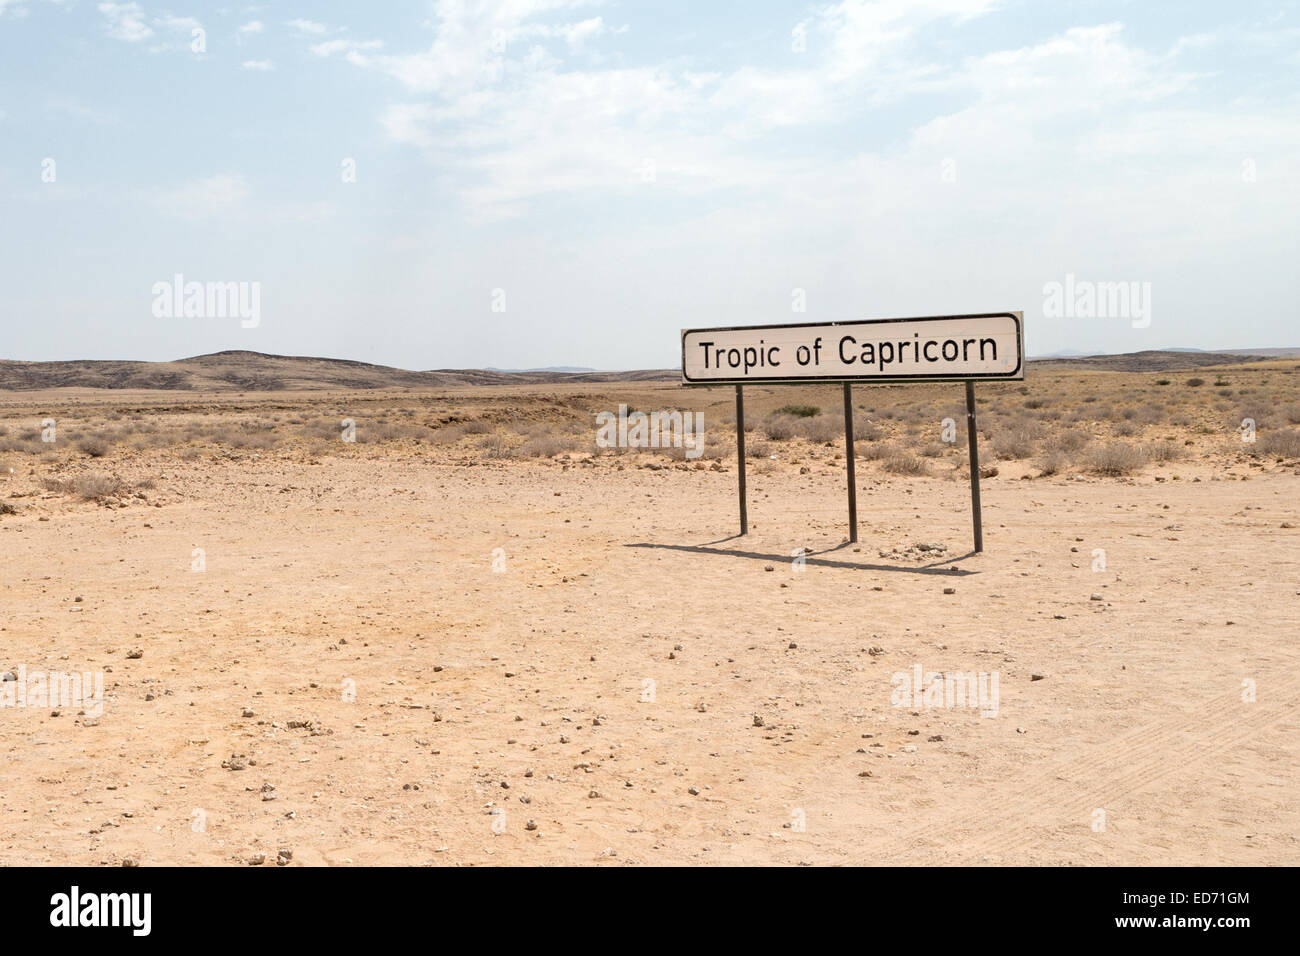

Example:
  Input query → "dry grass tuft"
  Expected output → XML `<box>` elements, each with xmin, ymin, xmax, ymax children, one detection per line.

<box><xmin>1085</xmin><ymin>442</ymin><xmax>1150</xmax><ymax>476</ymax></box>
<box><xmin>42</xmin><ymin>474</ymin><xmax>128</xmax><ymax>500</ymax></box>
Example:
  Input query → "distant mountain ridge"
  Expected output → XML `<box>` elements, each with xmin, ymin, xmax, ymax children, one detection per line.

<box><xmin>484</xmin><ymin>365</ymin><xmax>599</xmax><ymax>373</ymax></box>
<box><xmin>0</xmin><ymin>351</ymin><xmax>674</xmax><ymax>391</ymax></box>
<box><xmin>0</xmin><ymin>348</ymin><xmax>1295</xmax><ymax>391</ymax></box>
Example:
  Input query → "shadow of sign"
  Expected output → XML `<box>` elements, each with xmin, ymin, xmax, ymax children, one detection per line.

<box><xmin>625</xmin><ymin>541</ymin><xmax>979</xmax><ymax>577</ymax></box>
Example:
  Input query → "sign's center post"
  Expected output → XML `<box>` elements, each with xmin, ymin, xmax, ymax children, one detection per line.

<box><xmin>735</xmin><ymin>384</ymin><xmax>748</xmax><ymax>535</ymax></box>
<box><xmin>842</xmin><ymin>382</ymin><xmax>858</xmax><ymax>543</ymax></box>
<box><xmin>964</xmin><ymin>379</ymin><xmax>984</xmax><ymax>553</ymax></box>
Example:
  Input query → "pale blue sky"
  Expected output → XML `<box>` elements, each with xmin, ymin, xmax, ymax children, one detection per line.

<box><xmin>2</xmin><ymin>0</ymin><xmax>1297</xmax><ymax>369</ymax></box>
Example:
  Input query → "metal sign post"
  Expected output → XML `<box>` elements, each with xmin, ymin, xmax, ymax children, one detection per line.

<box><xmin>965</xmin><ymin>380</ymin><xmax>983</xmax><ymax>553</ymax></box>
<box><xmin>843</xmin><ymin>382</ymin><xmax>857</xmax><ymax>543</ymax></box>
<box><xmin>682</xmin><ymin>312</ymin><xmax>1022</xmax><ymax>551</ymax></box>
<box><xmin>735</xmin><ymin>385</ymin><xmax>748</xmax><ymax>535</ymax></box>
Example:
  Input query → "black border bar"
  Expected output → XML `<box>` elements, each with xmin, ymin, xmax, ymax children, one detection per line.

<box><xmin>680</xmin><ymin>311</ymin><xmax>1024</xmax><ymax>385</ymax></box>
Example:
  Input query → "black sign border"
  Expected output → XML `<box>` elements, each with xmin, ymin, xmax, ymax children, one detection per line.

<box><xmin>680</xmin><ymin>311</ymin><xmax>1023</xmax><ymax>386</ymax></box>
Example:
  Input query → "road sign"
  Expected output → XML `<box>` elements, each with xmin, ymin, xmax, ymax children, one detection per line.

<box><xmin>680</xmin><ymin>311</ymin><xmax>1024</xmax><ymax>552</ymax></box>
<box><xmin>681</xmin><ymin>312</ymin><xmax>1023</xmax><ymax>385</ymax></box>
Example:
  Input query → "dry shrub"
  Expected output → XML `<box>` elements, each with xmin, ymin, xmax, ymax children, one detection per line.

<box><xmin>357</xmin><ymin>423</ymin><xmax>429</xmax><ymax>443</ymax></box>
<box><xmin>798</xmin><ymin>415</ymin><xmax>843</xmax><ymax>443</ymax></box>
<box><xmin>1042</xmin><ymin>430</ymin><xmax>1090</xmax><ymax>455</ymax></box>
<box><xmin>762</xmin><ymin>415</ymin><xmax>798</xmax><ymax>441</ymax></box>
<box><xmin>1084</xmin><ymin>442</ymin><xmax>1149</xmax><ymax>476</ymax></box>
<box><xmin>919</xmin><ymin>441</ymin><xmax>949</xmax><ymax>458</ymax></box>
<box><xmin>462</xmin><ymin>419</ymin><xmax>492</xmax><ymax>435</ymax></box>
<box><xmin>42</xmin><ymin>474</ymin><xmax>127</xmax><ymax>500</ymax></box>
<box><xmin>858</xmin><ymin>441</ymin><xmax>899</xmax><ymax>461</ymax></box>
<box><xmin>304</xmin><ymin>419</ymin><xmax>342</xmax><ymax>439</ymax></box>
<box><xmin>430</xmin><ymin>425</ymin><xmax>469</xmax><ymax>444</ymax></box>
<box><xmin>1130</xmin><ymin>405</ymin><xmax>1166</xmax><ymax>425</ymax></box>
<box><xmin>520</xmin><ymin>434</ymin><xmax>581</xmax><ymax>458</ymax></box>
<box><xmin>476</xmin><ymin>433</ymin><xmax>512</xmax><ymax>458</ymax></box>
<box><xmin>883</xmin><ymin>452</ymin><xmax>928</xmax><ymax>475</ymax></box>
<box><xmin>78</xmin><ymin>437</ymin><xmax>112</xmax><ymax>458</ymax></box>
<box><xmin>1112</xmin><ymin>421</ymin><xmax>1139</xmax><ymax>437</ymax></box>
<box><xmin>991</xmin><ymin>423</ymin><xmax>1044</xmax><ymax>459</ymax></box>
<box><xmin>745</xmin><ymin>440</ymin><xmax>773</xmax><ymax>459</ymax></box>
<box><xmin>699</xmin><ymin>441</ymin><xmax>731</xmax><ymax>461</ymax></box>
<box><xmin>1038</xmin><ymin>451</ymin><xmax>1070</xmax><ymax>476</ymax></box>
<box><xmin>0</xmin><ymin>436</ymin><xmax>44</xmax><ymax>454</ymax></box>
<box><xmin>853</xmin><ymin>419</ymin><xmax>884</xmax><ymax>441</ymax></box>
<box><xmin>786</xmin><ymin>413</ymin><xmax>879</xmax><ymax>443</ymax></box>
<box><xmin>227</xmin><ymin>432</ymin><xmax>278</xmax><ymax>450</ymax></box>
<box><xmin>1148</xmin><ymin>439</ymin><xmax>1187</xmax><ymax>462</ymax></box>
<box><xmin>1258</xmin><ymin>429</ymin><xmax>1300</xmax><ymax>458</ymax></box>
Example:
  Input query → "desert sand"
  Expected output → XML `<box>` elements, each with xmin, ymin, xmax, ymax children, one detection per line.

<box><xmin>1</xmin><ymin>367</ymin><xmax>1297</xmax><ymax>866</ymax></box>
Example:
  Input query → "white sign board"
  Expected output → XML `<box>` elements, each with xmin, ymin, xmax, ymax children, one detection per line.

<box><xmin>681</xmin><ymin>312</ymin><xmax>1023</xmax><ymax>385</ymax></box>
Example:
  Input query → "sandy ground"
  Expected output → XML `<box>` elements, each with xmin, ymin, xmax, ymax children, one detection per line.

<box><xmin>1</xmin><ymin>438</ymin><xmax>1296</xmax><ymax>867</ymax></box>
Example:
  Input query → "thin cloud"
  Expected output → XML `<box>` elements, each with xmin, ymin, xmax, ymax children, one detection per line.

<box><xmin>98</xmin><ymin>1</ymin><xmax>152</xmax><ymax>41</ymax></box>
<box><xmin>286</xmin><ymin>17</ymin><xmax>328</xmax><ymax>36</ymax></box>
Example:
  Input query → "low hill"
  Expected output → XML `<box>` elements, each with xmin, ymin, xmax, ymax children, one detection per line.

<box><xmin>0</xmin><ymin>348</ymin><xmax>1293</xmax><ymax>391</ymax></box>
<box><xmin>0</xmin><ymin>351</ymin><xmax>675</xmax><ymax>391</ymax></box>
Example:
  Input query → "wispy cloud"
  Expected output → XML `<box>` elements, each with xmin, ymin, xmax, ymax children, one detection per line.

<box><xmin>334</xmin><ymin>0</ymin><xmax>1298</xmax><ymax>236</ymax></box>
<box><xmin>310</xmin><ymin>38</ymin><xmax>383</xmax><ymax>58</ymax></box>
<box><xmin>286</xmin><ymin>17</ymin><xmax>328</xmax><ymax>36</ymax></box>
<box><xmin>97</xmin><ymin>1</ymin><xmax>151</xmax><ymax>41</ymax></box>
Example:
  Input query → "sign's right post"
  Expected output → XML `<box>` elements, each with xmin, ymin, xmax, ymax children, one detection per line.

<box><xmin>964</xmin><ymin>380</ymin><xmax>983</xmax><ymax>553</ymax></box>
<box><xmin>843</xmin><ymin>382</ymin><xmax>858</xmax><ymax>544</ymax></box>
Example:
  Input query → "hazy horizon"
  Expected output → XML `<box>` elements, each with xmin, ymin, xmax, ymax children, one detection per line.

<box><xmin>4</xmin><ymin>340</ymin><xmax>1300</xmax><ymax>374</ymax></box>
<box><xmin>3</xmin><ymin>0</ymin><xmax>1297</xmax><ymax>368</ymax></box>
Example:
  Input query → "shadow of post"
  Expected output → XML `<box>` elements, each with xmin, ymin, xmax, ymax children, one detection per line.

<box><xmin>625</xmin><ymin>542</ymin><xmax>978</xmax><ymax>576</ymax></box>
